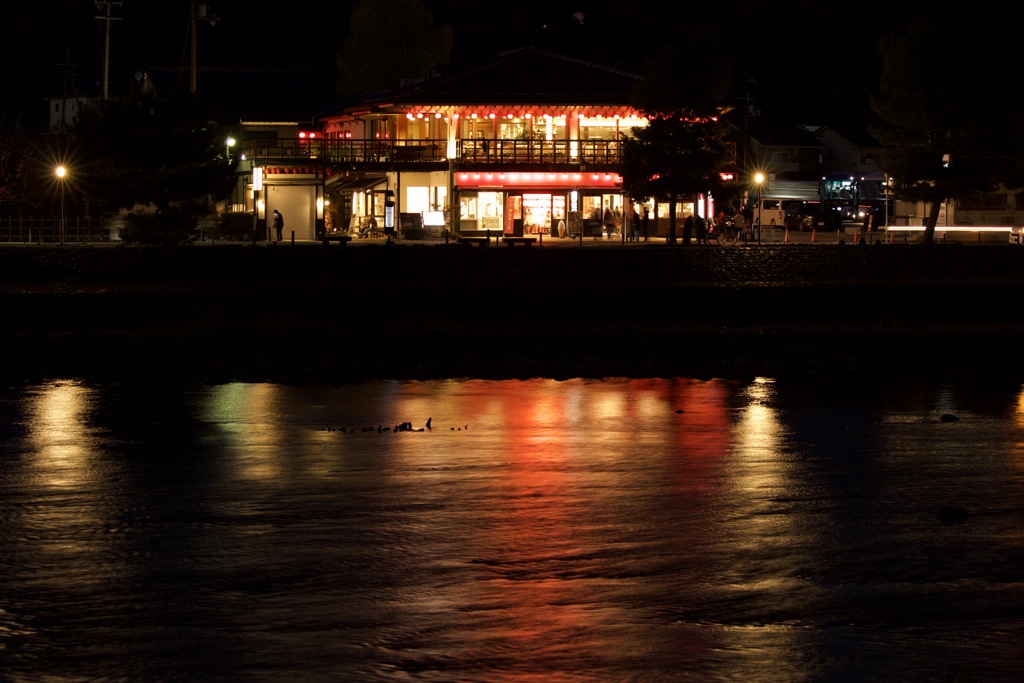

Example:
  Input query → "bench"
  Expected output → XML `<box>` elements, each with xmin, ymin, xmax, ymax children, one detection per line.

<box><xmin>321</xmin><ymin>234</ymin><xmax>352</xmax><ymax>246</ymax></box>
<box><xmin>502</xmin><ymin>236</ymin><xmax>538</xmax><ymax>247</ymax></box>
<box><xmin>457</xmin><ymin>236</ymin><xmax>491</xmax><ymax>247</ymax></box>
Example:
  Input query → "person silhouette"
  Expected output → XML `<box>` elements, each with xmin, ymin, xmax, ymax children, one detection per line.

<box><xmin>272</xmin><ymin>209</ymin><xmax>284</xmax><ymax>242</ymax></box>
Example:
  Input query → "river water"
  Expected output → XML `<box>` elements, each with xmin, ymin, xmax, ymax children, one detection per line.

<box><xmin>1</xmin><ymin>375</ymin><xmax>1021</xmax><ymax>682</ymax></box>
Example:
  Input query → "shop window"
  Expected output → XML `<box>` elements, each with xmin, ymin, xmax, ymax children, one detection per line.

<box><xmin>582</xmin><ymin>195</ymin><xmax>603</xmax><ymax>220</ymax></box>
<box><xmin>433</xmin><ymin>186</ymin><xmax>447</xmax><ymax>213</ymax></box>
<box><xmin>498</xmin><ymin>122</ymin><xmax>530</xmax><ymax>140</ymax></box>
<box><xmin>406</xmin><ymin>186</ymin><xmax>429</xmax><ymax>213</ymax></box>
<box><xmin>478</xmin><ymin>191</ymin><xmax>503</xmax><ymax>231</ymax></box>
<box><xmin>552</xmin><ymin>195</ymin><xmax>565</xmax><ymax>220</ymax></box>
<box><xmin>523</xmin><ymin>193</ymin><xmax>552</xmax><ymax>234</ymax></box>
<box><xmin>460</xmin><ymin>194</ymin><xmax>477</xmax><ymax>219</ymax></box>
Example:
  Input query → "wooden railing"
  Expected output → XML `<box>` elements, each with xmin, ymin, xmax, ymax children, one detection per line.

<box><xmin>241</xmin><ymin>138</ymin><xmax>623</xmax><ymax>166</ymax></box>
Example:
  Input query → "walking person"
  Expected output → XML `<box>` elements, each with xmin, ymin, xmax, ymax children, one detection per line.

<box><xmin>630</xmin><ymin>207</ymin><xmax>640</xmax><ymax>241</ymax></box>
<box><xmin>273</xmin><ymin>209</ymin><xmax>284</xmax><ymax>242</ymax></box>
<box><xmin>641</xmin><ymin>206</ymin><xmax>650</xmax><ymax>241</ymax></box>
<box><xmin>732</xmin><ymin>206</ymin><xmax>745</xmax><ymax>243</ymax></box>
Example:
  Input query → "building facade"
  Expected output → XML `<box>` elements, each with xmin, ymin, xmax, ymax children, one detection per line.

<box><xmin>237</xmin><ymin>48</ymin><xmax>714</xmax><ymax>241</ymax></box>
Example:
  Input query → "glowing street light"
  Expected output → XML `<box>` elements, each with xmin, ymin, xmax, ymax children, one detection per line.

<box><xmin>56</xmin><ymin>165</ymin><xmax>67</xmax><ymax>245</ymax></box>
<box><xmin>754</xmin><ymin>172</ymin><xmax>764</xmax><ymax>245</ymax></box>
<box><xmin>224</xmin><ymin>137</ymin><xmax>237</xmax><ymax>216</ymax></box>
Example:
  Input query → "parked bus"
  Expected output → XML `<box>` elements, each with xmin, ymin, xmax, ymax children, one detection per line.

<box><xmin>818</xmin><ymin>172</ymin><xmax>886</xmax><ymax>221</ymax></box>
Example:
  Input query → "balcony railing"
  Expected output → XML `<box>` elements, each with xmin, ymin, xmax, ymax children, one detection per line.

<box><xmin>241</xmin><ymin>138</ymin><xmax>623</xmax><ymax>166</ymax></box>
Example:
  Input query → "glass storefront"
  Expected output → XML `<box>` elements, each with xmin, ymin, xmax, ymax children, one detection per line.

<box><xmin>459</xmin><ymin>191</ymin><xmax>504</xmax><ymax>233</ymax></box>
<box><xmin>457</xmin><ymin>189</ymin><xmax>625</xmax><ymax>237</ymax></box>
<box><xmin>523</xmin><ymin>194</ymin><xmax>551</xmax><ymax>234</ymax></box>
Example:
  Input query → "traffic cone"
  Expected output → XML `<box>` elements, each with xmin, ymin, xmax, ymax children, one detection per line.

<box><xmin>811</xmin><ymin>228</ymin><xmax>816</xmax><ymax>243</ymax></box>
<box><xmin>784</xmin><ymin>227</ymin><xmax>790</xmax><ymax>243</ymax></box>
<box><xmin>853</xmin><ymin>229</ymin><xmax>860</xmax><ymax>243</ymax></box>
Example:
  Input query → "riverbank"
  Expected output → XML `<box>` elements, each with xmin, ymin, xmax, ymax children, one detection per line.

<box><xmin>3</xmin><ymin>243</ymin><xmax>1023</xmax><ymax>385</ymax></box>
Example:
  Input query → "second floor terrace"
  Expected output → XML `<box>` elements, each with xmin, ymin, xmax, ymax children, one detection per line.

<box><xmin>240</xmin><ymin>137</ymin><xmax>627</xmax><ymax>171</ymax></box>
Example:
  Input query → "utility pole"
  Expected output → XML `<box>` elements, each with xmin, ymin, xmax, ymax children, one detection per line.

<box><xmin>190</xmin><ymin>1</ymin><xmax>197</xmax><ymax>94</ymax></box>
<box><xmin>190</xmin><ymin>1</ymin><xmax>220</xmax><ymax>94</ymax></box>
<box><xmin>94</xmin><ymin>1</ymin><xmax>122</xmax><ymax>101</ymax></box>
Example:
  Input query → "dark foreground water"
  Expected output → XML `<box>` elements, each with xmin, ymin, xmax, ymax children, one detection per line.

<box><xmin>1</xmin><ymin>376</ymin><xmax>1022</xmax><ymax>682</ymax></box>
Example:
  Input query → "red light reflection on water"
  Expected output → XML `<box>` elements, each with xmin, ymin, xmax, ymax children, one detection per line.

<box><xmin>436</xmin><ymin>378</ymin><xmax>739</xmax><ymax>675</ymax></box>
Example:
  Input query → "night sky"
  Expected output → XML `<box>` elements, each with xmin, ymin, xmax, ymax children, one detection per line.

<box><xmin>3</xmin><ymin>0</ymin><xmax>924</xmax><ymax>129</ymax></box>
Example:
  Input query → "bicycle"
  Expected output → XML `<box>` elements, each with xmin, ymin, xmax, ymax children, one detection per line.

<box><xmin>706</xmin><ymin>219</ymin><xmax>739</xmax><ymax>245</ymax></box>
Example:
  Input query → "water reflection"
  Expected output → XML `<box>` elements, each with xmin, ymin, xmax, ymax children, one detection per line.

<box><xmin>27</xmin><ymin>380</ymin><xmax>96</xmax><ymax>489</ymax></box>
<box><xmin>0</xmin><ymin>376</ymin><xmax>1021</xmax><ymax>681</ymax></box>
<box><xmin>21</xmin><ymin>381</ymin><xmax>118</xmax><ymax>602</ymax></box>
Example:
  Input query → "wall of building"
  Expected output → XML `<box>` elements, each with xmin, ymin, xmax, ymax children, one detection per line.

<box><xmin>263</xmin><ymin>183</ymin><xmax>317</xmax><ymax>240</ymax></box>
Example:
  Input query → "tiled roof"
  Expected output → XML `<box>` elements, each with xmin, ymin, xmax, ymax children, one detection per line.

<box><xmin>323</xmin><ymin>47</ymin><xmax>643</xmax><ymax>117</ymax></box>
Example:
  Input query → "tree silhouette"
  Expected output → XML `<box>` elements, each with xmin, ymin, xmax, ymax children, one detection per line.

<box><xmin>871</xmin><ymin>8</ymin><xmax>1024</xmax><ymax>243</ymax></box>
<box><xmin>69</xmin><ymin>91</ymin><xmax>234</xmax><ymax>242</ymax></box>
<box><xmin>621</xmin><ymin>36</ymin><xmax>733</xmax><ymax>243</ymax></box>
<box><xmin>335</xmin><ymin>0</ymin><xmax>454</xmax><ymax>97</ymax></box>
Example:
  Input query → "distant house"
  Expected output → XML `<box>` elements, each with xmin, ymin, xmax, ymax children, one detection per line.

<box><xmin>48</xmin><ymin>95</ymin><xmax>97</xmax><ymax>133</ymax></box>
<box><xmin>802</xmin><ymin>124</ymin><xmax>882</xmax><ymax>176</ymax></box>
<box><xmin>726</xmin><ymin>113</ymin><xmax>824</xmax><ymax>200</ymax></box>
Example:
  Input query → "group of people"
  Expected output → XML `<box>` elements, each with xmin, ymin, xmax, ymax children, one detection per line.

<box><xmin>598</xmin><ymin>204</ymin><xmax>754</xmax><ymax>244</ymax></box>
<box><xmin>681</xmin><ymin>207</ymin><xmax>752</xmax><ymax>244</ymax></box>
<box><xmin>601</xmin><ymin>205</ymin><xmax>652</xmax><ymax>241</ymax></box>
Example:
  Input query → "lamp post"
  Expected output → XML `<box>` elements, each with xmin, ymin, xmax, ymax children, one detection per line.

<box><xmin>754</xmin><ymin>172</ymin><xmax>764</xmax><ymax>245</ymax></box>
<box><xmin>884</xmin><ymin>176</ymin><xmax>891</xmax><ymax>229</ymax></box>
<box><xmin>56</xmin><ymin>165</ymin><xmax>67</xmax><ymax>245</ymax></box>
<box><xmin>225</xmin><ymin>136</ymin><xmax>236</xmax><ymax>214</ymax></box>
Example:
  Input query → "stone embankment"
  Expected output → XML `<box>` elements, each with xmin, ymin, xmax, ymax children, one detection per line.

<box><xmin>2</xmin><ymin>243</ymin><xmax>1023</xmax><ymax>385</ymax></box>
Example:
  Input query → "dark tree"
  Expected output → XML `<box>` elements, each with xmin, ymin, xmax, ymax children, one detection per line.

<box><xmin>0</xmin><ymin>125</ymin><xmax>39</xmax><ymax>213</ymax></box>
<box><xmin>871</xmin><ymin>7</ymin><xmax>1024</xmax><ymax>243</ymax></box>
<box><xmin>621</xmin><ymin>34</ymin><xmax>733</xmax><ymax>242</ymax></box>
<box><xmin>336</xmin><ymin>0</ymin><xmax>454</xmax><ymax>97</ymax></box>
<box><xmin>69</xmin><ymin>91</ymin><xmax>235</xmax><ymax>242</ymax></box>
<box><xmin>70</xmin><ymin>92</ymin><xmax>233</xmax><ymax>213</ymax></box>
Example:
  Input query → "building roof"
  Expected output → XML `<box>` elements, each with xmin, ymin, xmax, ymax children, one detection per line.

<box><xmin>320</xmin><ymin>47</ymin><xmax>644</xmax><ymax>119</ymax></box>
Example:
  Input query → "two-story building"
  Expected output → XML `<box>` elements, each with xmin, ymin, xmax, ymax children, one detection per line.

<box><xmin>239</xmin><ymin>48</ymin><xmax>679</xmax><ymax>240</ymax></box>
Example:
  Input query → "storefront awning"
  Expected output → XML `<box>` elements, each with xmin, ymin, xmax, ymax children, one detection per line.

<box><xmin>327</xmin><ymin>175</ymin><xmax>388</xmax><ymax>192</ymax></box>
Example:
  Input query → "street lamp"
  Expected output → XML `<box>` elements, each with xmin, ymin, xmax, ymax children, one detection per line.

<box><xmin>55</xmin><ymin>165</ymin><xmax>67</xmax><ymax>245</ymax></box>
<box><xmin>884</xmin><ymin>176</ymin><xmax>892</xmax><ymax>229</ymax></box>
<box><xmin>224</xmin><ymin>137</ymin><xmax>237</xmax><ymax>216</ymax></box>
<box><xmin>754</xmin><ymin>172</ymin><xmax>764</xmax><ymax>245</ymax></box>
